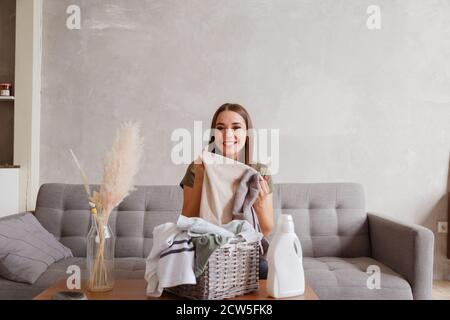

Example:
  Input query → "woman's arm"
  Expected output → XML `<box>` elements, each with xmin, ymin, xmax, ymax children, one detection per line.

<box><xmin>253</xmin><ymin>179</ymin><xmax>274</xmax><ymax>238</ymax></box>
<box><xmin>181</xmin><ymin>162</ymin><xmax>204</xmax><ymax>217</ymax></box>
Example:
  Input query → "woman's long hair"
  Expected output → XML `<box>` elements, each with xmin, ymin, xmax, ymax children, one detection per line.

<box><xmin>208</xmin><ymin>103</ymin><xmax>254</xmax><ymax>165</ymax></box>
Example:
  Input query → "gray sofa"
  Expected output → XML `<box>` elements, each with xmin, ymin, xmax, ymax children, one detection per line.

<box><xmin>0</xmin><ymin>183</ymin><xmax>434</xmax><ymax>300</ymax></box>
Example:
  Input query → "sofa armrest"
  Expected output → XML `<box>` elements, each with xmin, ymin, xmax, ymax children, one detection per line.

<box><xmin>368</xmin><ymin>212</ymin><xmax>434</xmax><ymax>300</ymax></box>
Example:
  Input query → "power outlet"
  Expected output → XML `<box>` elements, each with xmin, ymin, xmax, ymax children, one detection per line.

<box><xmin>437</xmin><ymin>221</ymin><xmax>448</xmax><ymax>233</ymax></box>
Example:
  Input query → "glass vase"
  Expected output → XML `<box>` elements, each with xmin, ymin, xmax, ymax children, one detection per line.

<box><xmin>86</xmin><ymin>213</ymin><xmax>115</xmax><ymax>292</ymax></box>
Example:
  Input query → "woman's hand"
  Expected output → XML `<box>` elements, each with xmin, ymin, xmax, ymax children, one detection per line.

<box><xmin>194</xmin><ymin>160</ymin><xmax>204</xmax><ymax>175</ymax></box>
<box><xmin>253</xmin><ymin>175</ymin><xmax>274</xmax><ymax>238</ymax></box>
<box><xmin>193</xmin><ymin>160</ymin><xmax>204</xmax><ymax>184</ymax></box>
<box><xmin>254</xmin><ymin>176</ymin><xmax>271</xmax><ymax>208</ymax></box>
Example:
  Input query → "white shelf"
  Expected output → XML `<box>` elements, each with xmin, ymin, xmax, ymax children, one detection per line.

<box><xmin>0</xmin><ymin>96</ymin><xmax>14</xmax><ymax>101</ymax></box>
<box><xmin>0</xmin><ymin>168</ymin><xmax>19</xmax><ymax>217</ymax></box>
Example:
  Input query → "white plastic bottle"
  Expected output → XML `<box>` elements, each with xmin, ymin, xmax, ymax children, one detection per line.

<box><xmin>267</xmin><ymin>214</ymin><xmax>305</xmax><ymax>298</ymax></box>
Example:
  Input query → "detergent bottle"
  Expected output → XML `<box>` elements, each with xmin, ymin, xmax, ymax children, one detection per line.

<box><xmin>267</xmin><ymin>214</ymin><xmax>305</xmax><ymax>298</ymax></box>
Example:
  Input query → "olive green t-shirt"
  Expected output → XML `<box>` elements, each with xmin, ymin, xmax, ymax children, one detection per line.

<box><xmin>179</xmin><ymin>161</ymin><xmax>274</xmax><ymax>193</ymax></box>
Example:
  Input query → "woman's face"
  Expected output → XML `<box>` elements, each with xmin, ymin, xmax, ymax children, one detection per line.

<box><xmin>214</xmin><ymin>111</ymin><xmax>247</xmax><ymax>160</ymax></box>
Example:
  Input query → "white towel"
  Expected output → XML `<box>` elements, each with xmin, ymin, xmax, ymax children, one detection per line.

<box><xmin>199</xmin><ymin>150</ymin><xmax>259</xmax><ymax>225</ymax></box>
<box><xmin>145</xmin><ymin>223</ymin><xmax>196</xmax><ymax>297</ymax></box>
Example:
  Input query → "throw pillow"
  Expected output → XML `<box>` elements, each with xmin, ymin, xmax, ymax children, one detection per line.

<box><xmin>0</xmin><ymin>213</ymin><xmax>73</xmax><ymax>284</ymax></box>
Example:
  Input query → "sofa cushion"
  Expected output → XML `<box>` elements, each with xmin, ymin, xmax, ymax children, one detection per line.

<box><xmin>0</xmin><ymin>213</ymin><xmax>73</xmax><ymax>284</ymax></box>
<box><xmin>303</xmin><ymin>257</ymin><xmax>413</xmax><ymax>299</ymax></box>
<box><xmin>0</xmin><ymin>257</ymin><xmax>146</xmax><ymax>300</ymax></box>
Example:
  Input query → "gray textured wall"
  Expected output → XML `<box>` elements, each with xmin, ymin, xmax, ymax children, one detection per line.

<box><xmin>40</xmin><ymin>0</ymin><xmax>450</xmax><ymax>279</ymax></box>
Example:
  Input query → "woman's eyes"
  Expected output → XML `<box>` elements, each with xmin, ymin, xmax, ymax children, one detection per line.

<box><xmin>216</xmin><ymin>126</ymin><xmax>242</xmax><ymax>130</ymax></box>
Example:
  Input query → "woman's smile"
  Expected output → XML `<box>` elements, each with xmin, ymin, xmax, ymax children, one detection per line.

<box><xmin>223</xmin><ymin>140</ymin><xmax>237</xmax><ymax>146</ymax></box>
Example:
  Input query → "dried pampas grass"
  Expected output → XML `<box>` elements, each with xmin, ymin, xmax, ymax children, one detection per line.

<box><xmin>70</xmin><ymin>121</ymin><xmax>144</xmax><ymax>292</ymax></box>
<box><xmin>71</xmin><ymin>121</ymin><xmax>144</xmax><ymax>218</ymax></box>
<box><xmin>98</xmin><ymin>121</ymin><xmax>144</xmax><ymax>216</ymax></box>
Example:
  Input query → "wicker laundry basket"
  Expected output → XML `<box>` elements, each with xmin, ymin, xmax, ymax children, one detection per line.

<box><xmin>165</xmin><ymin>238</ymin><xmax>260</xmax><ymax>300</ymax></box>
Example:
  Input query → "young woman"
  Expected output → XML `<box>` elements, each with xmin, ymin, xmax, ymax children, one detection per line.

<box><xmin>179</xmin><ymin>103</ymin><xmax>274</xmax><ymax>278</ymax></box>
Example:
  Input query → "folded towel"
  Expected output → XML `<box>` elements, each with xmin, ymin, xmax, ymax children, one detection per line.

<box><xmin>199</xmin><ymin>150</ymin><xmax>260</xmax><ymax>225</ymax></box>
<box><xmin>145</xmin><ymin>223</ymin><xmax>196</xmax><ymax>297</ymax></box>
<box><xmin>232</xmin><ymin>167</ymin><xmax>261</xmax><ymax>227</ymax></box>
<box><xmin>233</xmin><ymin>168</ymin><xmax>271</xmax><ymax>257</ymax></box>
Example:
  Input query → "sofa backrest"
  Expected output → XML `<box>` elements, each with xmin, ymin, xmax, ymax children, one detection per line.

<box><xmin>34</xmin><ymin>182</ymin><xmax>370</xmax><ymax>258</ymax></box>
<box><xmin>273</xmin><ymin>183</ymin><xmax>370</xmax><ymax>257</ymax></box>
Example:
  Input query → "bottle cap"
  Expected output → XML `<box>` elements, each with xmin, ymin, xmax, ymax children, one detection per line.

<box><xmin>277</xmin><ymin>214</ymin><xmax>294</xmax><ymax>233</ymax></box>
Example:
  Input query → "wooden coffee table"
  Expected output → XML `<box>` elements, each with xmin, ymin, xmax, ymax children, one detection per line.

<box><xmin>33</xmin><ymin>279</ymin><xmax>319</xmax><ymax>300</ymax></box>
